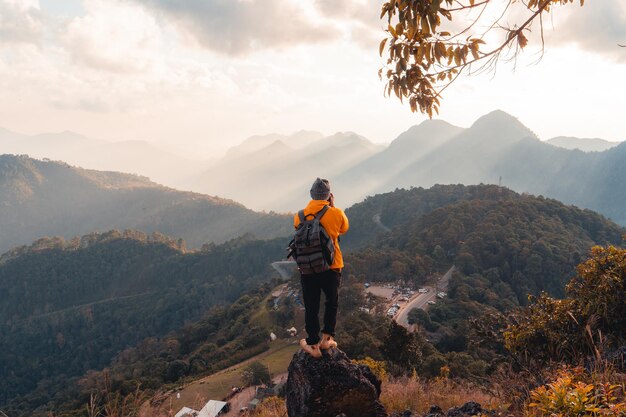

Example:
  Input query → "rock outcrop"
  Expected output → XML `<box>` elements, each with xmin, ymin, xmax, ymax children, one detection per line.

<box><xmin>391</xmin><ymin>402</ymin><xmax>489</xmax><ymax>417</ymax></box>
<box><xmin>285</xmin><ymin>348</ymin><xmax>387</xmax><ymax>417</ymax></box>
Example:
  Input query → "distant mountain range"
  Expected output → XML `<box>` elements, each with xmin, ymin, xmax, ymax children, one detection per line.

<box><xmin>0</xmin><ymin>155</ymin><xmax>291</xmax><ymax>253</ymax></box>
<box><xmin>0</xmin><ymin>127</ymin><xmax>208</xmax><ymax>187</ymax></box>
<box><xmin>186</xmin><ymin>110</ymin><xmax>625</xmax><ymax>225</ymax></box>
<box><xmin>189</xmin><ymin>131</ymin><xmax>384</xmax><ymax>210</ymax></box>
<box><xmin>2</xmin><ymin>111</ymin><xmax>625</xmax><ymax>243</ymax></box>
<box><xmin>546</xmin><ymin>136</ymin><xmax>619</xmax><ymax>152</ymax></box>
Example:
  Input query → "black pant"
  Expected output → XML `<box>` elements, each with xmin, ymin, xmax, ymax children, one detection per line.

<box><xmin>300</xmin><ymin>269</ymin><xmax>341</xmax><ymax>345</ymax></box>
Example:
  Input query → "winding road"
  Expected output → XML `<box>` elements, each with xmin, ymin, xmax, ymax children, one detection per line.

<box><xmin>394</xmin><ymin>265</ymin><xmax>455</xmax><ymax>327</ymax></box>
<box><xmin>271</xmin><ymin>261</ymin><xmax>297</xmax><ymax>279</ymax></box>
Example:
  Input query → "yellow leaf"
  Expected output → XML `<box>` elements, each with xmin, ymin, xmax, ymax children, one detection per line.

<box><xmin>379</xmin><ymin>38</ymin><xmax>388</xmax><ymax>56</ymax></box>
<box><xmin>388</xmin><ymin>24</ymin><xmax>398</xmax><ymax>38</ymax></box>
<box><xmin>470</xmin><ymin>45</ymin><xmax>479</xmax><ymax>60</ymax></box>
<box><xmin>518</xmin><ymin>32</ymin><xmax>528</xmax><ymax>49</ymax></box>
<box><xmin>421</xmin><ymin>15</ymin><xmax>430</xmax><ymax>35</ymax></box>
<box><xmin>395</xmin><ymin>22</ymin><xmax>404</xmax><ymax>37</ymax></box>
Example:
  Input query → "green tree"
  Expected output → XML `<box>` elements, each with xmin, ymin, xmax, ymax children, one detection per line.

<box><xmin>241</xmin><ymin>361</ymin><xmax>271</xmax><ymax>387</ymax></box>
<box><xmin>504</xmin><ymin>245</ymin><xmax>626</xmax><ymax>363</ymax></box>
<box><xmin>407</xmin><ymin>308</ymin><xmax>438</xmax><ymax>332</ymax></box>
<box><xmin>381</xmin><ymin>321</ymin><xmax>423</xmax><ymax>370</ymax></box>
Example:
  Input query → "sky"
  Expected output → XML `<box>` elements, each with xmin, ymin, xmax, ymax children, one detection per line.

<box><xmin>0</xmin><ymin>0</ymin><xmax>624</xmax><ymax>159</ymax></box>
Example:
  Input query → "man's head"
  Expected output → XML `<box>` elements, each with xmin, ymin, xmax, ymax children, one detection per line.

<box><xmin>310</xmin><ymin>178</ymin><xmax>331</xmax><ymax>201</ymax></box>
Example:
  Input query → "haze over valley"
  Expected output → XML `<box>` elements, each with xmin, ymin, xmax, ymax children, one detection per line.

<box><xmin>2</xmin><ymin>109</ymin><xmax>625</xmax><ymax>257</ymax></box>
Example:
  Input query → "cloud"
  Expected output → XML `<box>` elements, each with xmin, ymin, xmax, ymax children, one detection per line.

<box><xmin>0</xmin><ymin>0</ymin><xmax>43</xmax><ymax>44</ymax></box>
<box><xmin>62</xmin><ymin>0</ymin><xmax>164</xmax><ymax>72</ymax></box>
<box><xmin>132</xmin><ymin>0</ymin><xmax>338</xmax><ymax>56</ymax></box>
<box><xmin>315</xmin><ymin>0</ymin><xmax>378</xmax><ymax>25</ymax></box>
<box><xmin>550</xmin><ymin>1</ymin><xmax>626</xmax><ymax>62</ymax></box>
<box><xmin>49</xmin><ymin>97</ymin><xmax>111</xmax><ymax>113</ymax></box>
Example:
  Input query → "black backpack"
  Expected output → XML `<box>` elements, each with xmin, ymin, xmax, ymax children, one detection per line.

<box><xmin>288</xmin><ymin>206</ymin><xmax>335</xmax><ymax>274</ymax></box>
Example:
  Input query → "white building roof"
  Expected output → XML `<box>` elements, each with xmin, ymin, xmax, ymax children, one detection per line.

<box><xmin>197</xmin><ymin>400</ymin><xmax>228</xmax><ymax>417</ymax></box>
<box><xmin>175</xmin><ymin>406</ymin><xmax>197</xmax><ymax>417</ymax></box>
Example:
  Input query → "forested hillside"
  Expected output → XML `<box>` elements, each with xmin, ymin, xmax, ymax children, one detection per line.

<box><xmin>0</xmin><ymin>155</ymin><xmax>291</xmax><ymax>253</ymax></box>
<box><xmin>3</xmin><ymin>184</ymin><xmax>624</xmax><ymax>416</ymax></box>
<box><xmin>0</xmin><ymin>231</ymin><xmax>285</xmax><ymax>413</ymax></box>
<box><xmin>345</xmin><ymin>185</ymin><xmax>624</xmax><ymax>355</ymax></box>
<box><xmin>347</xmin><ymin>185</ymin><xmax>623</xmax><ymax>298</ymax></box>
<box><xmin>343</xmin><ymin>184</ymin><xmax>514</xmax><ymax>249</ymax></box>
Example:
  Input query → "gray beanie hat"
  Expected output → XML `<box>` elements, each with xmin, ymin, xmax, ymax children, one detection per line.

<box><xmin>310</xmin><ymin>178</ymin><xmax>331</xmax><ymax>200</ymax></box>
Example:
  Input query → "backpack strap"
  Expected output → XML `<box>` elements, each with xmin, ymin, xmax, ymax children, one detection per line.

<box><xmin>299</xmin><ymin>205</ymin><xmax>330</xmax><ymax>223</ymax></box>
<box><xmin>315</xmin><ymin>205</ymin><xmax>330</xmax><ymax>220</ymax></box>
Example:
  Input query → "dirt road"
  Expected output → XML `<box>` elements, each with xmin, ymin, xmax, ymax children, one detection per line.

<box><xmin>222</xmin><ymin>373</ymin><xmax>287</xmax><ymax>416</ymax></box>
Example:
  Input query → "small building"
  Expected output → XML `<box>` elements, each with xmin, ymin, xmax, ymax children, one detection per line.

<box><xmin>272</xmin><ymin>381</ymin><xmax>286</xmax><ymax>396</ymax></box>
<box><xmin>175</xmin><ymin>407</ymin><xmax>197</xmax><ymax>417</ymax></box>
<box><xmin>197</xmin><ymin>400</ymin><xmax>229</xmax><ymax>417</ymax></box>
<box><xmin>176</xmin><ymin>400</ymin><xmax>229</xmax><ymax>417</ymax></box>
<box><xmin>270</xmin><ymin>332</ymin><xmax>277</xmax><ymax>341</ymax></box>
<box><xmin>286</xmin><ymin>327</ymin><xmax>297</xmax><ymax>336</ymax></box>
<box><xmin>248</xmin><ymin>398</ymin><xmax>260</xmax><ymax>410</ymax></box>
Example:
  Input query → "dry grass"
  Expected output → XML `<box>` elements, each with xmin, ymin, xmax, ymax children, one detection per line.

<box><xmin>235</xmin><ymin>376</ymin><xmax>505</xmax><ymax>417</ymax></box>
<box><xmin>250</xmin><ymin>396</ymin><xmax>287</xmax><ymax>417</ymax></box>
<box><xmin>380</xmin><ymin>376</ymin><xmax>505</xmax><ymax>414</ymax></box>
<box><xmin>159</xmin><ymin>341</ymin><xmax>299</xmax><ymax>413</ymax></box>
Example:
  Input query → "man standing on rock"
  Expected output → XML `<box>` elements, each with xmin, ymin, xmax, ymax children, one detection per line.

<box><xmin>292</xmin><ymin>178</ymin><xmax>349</xmax><ymax>358</ymax></box>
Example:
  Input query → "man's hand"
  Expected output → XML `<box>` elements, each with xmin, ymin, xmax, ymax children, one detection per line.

<box><xmin>328</xmin><ymin>193</ymin><xmax>335</xmax><ymax>207</ymax></box>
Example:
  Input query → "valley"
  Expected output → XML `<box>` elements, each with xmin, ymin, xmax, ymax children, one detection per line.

<box><xmin>2</xmin><ymin>182</ymin><xmax>622</xmax><ymax>416</ymax></box>
<box><xmin>1</xmin><ymin>114</ymin><xmax>626</xmax><ymax>416</ymax></box>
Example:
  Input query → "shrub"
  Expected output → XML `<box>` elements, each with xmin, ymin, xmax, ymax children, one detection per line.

<box><xmin>528</xmin><ymin>367</ymin><xmax>626</xmax><ymax>417</ymax></box>
<box><xmin>505</xmin><ymin>245</ymin><xmax>626</xmax><ymax>364</ymax></box>
<box><xmin>353</xmin><ymin>357</ymin><xmax>387</xmax><ymax>381</ymax></box>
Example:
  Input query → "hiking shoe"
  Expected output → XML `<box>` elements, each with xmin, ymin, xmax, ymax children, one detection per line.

<box><xmin>319</xmin><ymin>333</ymin><xmax>337</xmax><ymax>350</ymax></box>
<box><xmin>299</xmin><ymin>339</ymin><xmax>322</xmax><ymax>358</ymax></box>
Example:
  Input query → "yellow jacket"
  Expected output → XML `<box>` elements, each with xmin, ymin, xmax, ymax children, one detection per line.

<box><xmin>294</xmin><ymin>200</ymin><xmax>349</xmax><ymax>270</ymax></box>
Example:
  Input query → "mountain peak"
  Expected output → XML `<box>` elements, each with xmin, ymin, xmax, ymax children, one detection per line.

<box><xmin>263</xmin><ymin>139</ymin><xmax>292</xmax><ymax>152</ymax></box>
<box><xmin>389</xmin><ymin>119</ymin><xmax>463</xmax><ymax>151</ymax></box>
<box><xmin>472</xmin><ymin>109</ymin><xmax>520</xmax><ymax>126</ymax></box>
<box><xmin>468</xmin><ymin>110</ymin><xmax>538</xmax><ymax>142</ymax></box>
<box><xmin>414</xmin><ymin>118</ymin><xmax>460</xmax><ymax>129</ymax></box>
